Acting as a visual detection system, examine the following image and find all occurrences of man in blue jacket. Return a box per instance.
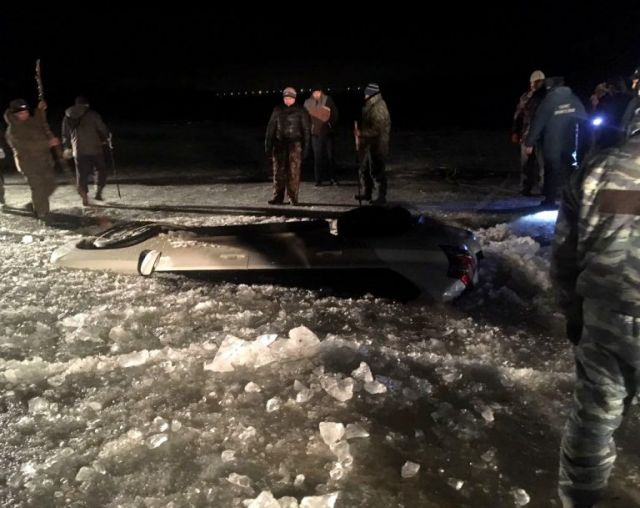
[525,77,587,206]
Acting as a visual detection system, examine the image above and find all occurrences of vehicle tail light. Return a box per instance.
[440,245,476,286]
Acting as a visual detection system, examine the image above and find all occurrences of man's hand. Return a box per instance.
[37,100,48,111]
[524,145,534,156]
[48,137,60,148]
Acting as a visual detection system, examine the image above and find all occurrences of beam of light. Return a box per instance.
[592,116,603,127]
[521,210,559,223]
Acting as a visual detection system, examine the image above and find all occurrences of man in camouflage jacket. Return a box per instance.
[355,83,390,205]
[4,99,59,219]
[265,87,311,205]
[551,112,640,507]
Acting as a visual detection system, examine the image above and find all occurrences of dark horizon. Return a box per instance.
[1,5,639,127]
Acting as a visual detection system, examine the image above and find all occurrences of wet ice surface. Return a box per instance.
[1,176,640,507]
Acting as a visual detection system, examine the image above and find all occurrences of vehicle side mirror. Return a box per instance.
[138,250,161,276]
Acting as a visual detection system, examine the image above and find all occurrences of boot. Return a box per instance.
[79,190,89,206]
[94,186,105,201]
[354,193,372,202]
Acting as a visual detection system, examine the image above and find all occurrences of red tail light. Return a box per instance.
[440,245,476,286]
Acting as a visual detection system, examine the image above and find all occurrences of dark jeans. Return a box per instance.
[311,135,335,184]
[75,154,107,194]
[358,144,387,199]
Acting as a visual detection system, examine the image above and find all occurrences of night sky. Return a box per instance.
[1,4,639,127]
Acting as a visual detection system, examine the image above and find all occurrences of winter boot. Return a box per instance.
[94,186,105,201]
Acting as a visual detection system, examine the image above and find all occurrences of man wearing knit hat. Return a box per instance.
[512,70,547,196]
[264,87,311,205]
[354,82,390,204]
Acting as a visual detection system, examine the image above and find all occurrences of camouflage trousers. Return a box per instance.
[358,143,387,200]
[21,159,57,219]
[272,141,302,204]
[559,298,640,506]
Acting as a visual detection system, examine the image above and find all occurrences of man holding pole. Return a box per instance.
[62,96,112,204]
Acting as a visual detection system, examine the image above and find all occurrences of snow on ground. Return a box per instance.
[1,171,639,508]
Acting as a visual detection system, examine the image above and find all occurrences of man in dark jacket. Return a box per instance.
[304,84,339,186]
[512,70,546,196]
[265,87,311,205]
[593,77,635,150]
[551,106,640,508]
[525,77,587,206]
[355,83,391,205]
[61,96,111,205]
[4,99,59,219]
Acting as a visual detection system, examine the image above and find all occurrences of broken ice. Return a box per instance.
[401,461,420,478]
[319,422,345,446]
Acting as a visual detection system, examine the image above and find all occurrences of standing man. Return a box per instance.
[304,84,339,186]
[354,83,390,205]
[265,87,311,205]
[512,69,546,196]
[4,99,58,219]
[525,77,587,206]
[551,109,640,508]
[62,96,111,205]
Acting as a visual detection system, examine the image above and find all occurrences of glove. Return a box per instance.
[566,320,583,346]
[63,148,73,160]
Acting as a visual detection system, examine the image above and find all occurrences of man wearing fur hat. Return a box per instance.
[354,82,390,205]
[265,87,311,205]
[304,84,339,186]
[4,99,59,219]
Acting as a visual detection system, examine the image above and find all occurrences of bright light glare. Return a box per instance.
[592,116,603,126]
[522,210,559,223]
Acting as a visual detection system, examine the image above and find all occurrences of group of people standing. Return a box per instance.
[0,96,111,219]
[264,82,391,206]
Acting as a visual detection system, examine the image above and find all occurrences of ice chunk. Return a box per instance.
[152,416,169,432]
[294,474,305,487]
[206,327,320,372]
[329,441,352,466]
[266,397,282,413]
[293,380,306,391]
[364,380,387,394]
[345,423,369,440]
[228,472,251,488]
[21,235,33,244]
[278,496,299,508]
[351,362,374,383]
[512,488,530,506]
[171,420,182,432]
[512,487,531,505]
[296,389,313,403]
[61,313,89,329]
[74,466,94,483]
[321,376,354,402]
[118,350,150,368]
[300,492,339,508]
[401,461,420,478]
[146,433,168,449]
[221,450,236,463]
[319,422,345,446]
[238,426,257,442]
[245,382,262,393]
[329,462,345,481]
[447,478,464,490]
[244,490,280,508]
[481,448,496,463]
[481,408,495,423]
[28,397,50,414]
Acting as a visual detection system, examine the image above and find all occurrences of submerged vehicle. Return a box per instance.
[51,207,482,301]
